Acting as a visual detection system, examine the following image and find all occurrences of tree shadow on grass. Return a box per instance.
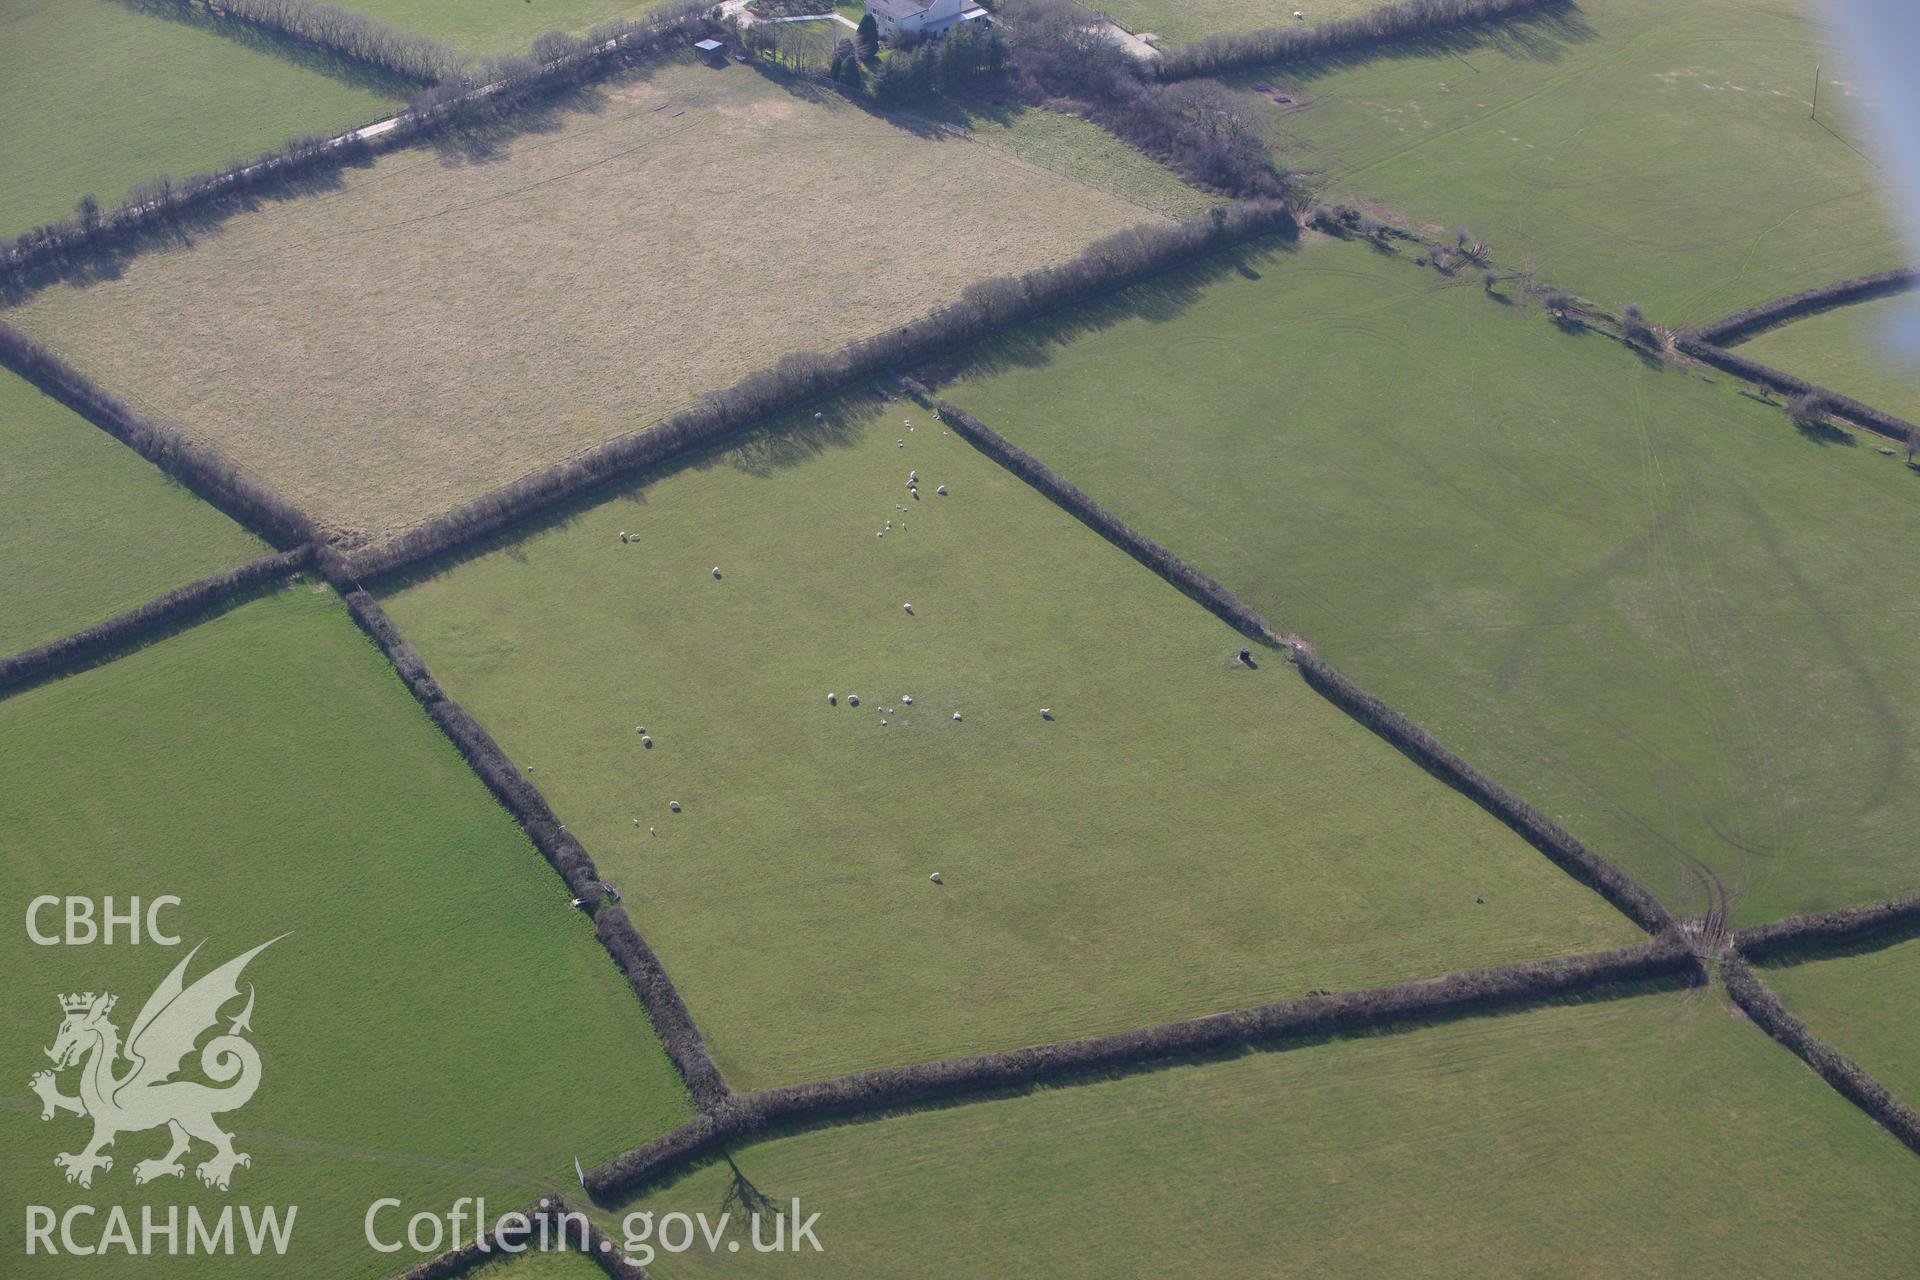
[1753,916,1920,971]
[112,0,424,99]
[1226,0,1600,92]
[367,227,1295,593]
[910,235,1297,388]
[371,394,877,593]
[423,78,611,167]
[0,157,370,304]
[1796,418,1858,447]
[589,968,1697,1210]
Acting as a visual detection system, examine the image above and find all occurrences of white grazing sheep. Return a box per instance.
[952,711,963,722]
[902,695,913,705]
[633,818,641,826]
[828,692,837,705]
[1293,8,1303,16]
[898,439,906,447]
[669,800,681,812]
[1041,708,1053,719]
[936,485,947,495]
[636,725,646,734]
[903,603,914,614]
[814,411,823,419]
[712,566,722,578]
[880,719,889,726]
[619,531,629,542]
[641,735,653,748]
[849,695,860,706]
[650,826,657,836]
[909,470,918,480]
[929,871,942,884]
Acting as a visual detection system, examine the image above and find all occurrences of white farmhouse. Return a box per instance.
[865,0,991,39]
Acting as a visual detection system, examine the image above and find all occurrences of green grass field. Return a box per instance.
[1733,293,1920,427]
[1103,0,1381,45]
[6,57,1163,545]
[378,392,1638,1090]
[469,1246,610,1277]
[0,370,267,656]
[936,235,1920,925]
[0,0,401,236]
[345,0,665,54]
[612,987,1920,1276]
[1766,932,1920,1107]
[916,99,1219,219]
[0,588,691,1277]
[1247,0,1903,322]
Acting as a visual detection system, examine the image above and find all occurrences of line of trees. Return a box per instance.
[1159,0,1563,80]
[153,0,465,84]
[1720,951,1920,1157]
[0,321,317,546]
[898,377,1278,641]
[1732,892,1920,963]
[0,548,309,695]
[1002,0,1288,199]
[1692,267,1920,346]
[341,200,1296,584]
[588,933,1695,1198]
[1291,646,1677,934]
[336,584,734,1111]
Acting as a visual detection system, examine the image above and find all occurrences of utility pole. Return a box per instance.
[1811,62,1820,120]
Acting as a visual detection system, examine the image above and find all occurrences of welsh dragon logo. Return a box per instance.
[29,937,284,1192]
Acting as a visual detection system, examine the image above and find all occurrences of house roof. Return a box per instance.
[868,0,933,18]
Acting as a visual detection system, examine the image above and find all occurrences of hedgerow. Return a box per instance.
[343,201,1295,583]
[0,322,315,546]
[338,586,732,1110]
[1291,647,1675,934]
[0,548,309,696]
[1719,951,1920,1156]
[898,378,1277,641]
[588,934,1693,1197]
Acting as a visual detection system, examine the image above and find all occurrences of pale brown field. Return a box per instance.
[8,58,1166,544]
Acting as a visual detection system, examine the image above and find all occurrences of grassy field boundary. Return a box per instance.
[399,1196,644,1280]
[334,583,734,1112]
[1,2,716,284]
[1695,268,1920,347]
[338,202,1296,583]
[896,376,1279,641]
[1672,332,1919,448]
[585,933,1695,1200]
[1734,893,1920,964]
[899,378,1675,936]
[1720,950,1920,1158]
[1158,0,1560,79]
[0,546,310,698]
[0,319,317,546]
